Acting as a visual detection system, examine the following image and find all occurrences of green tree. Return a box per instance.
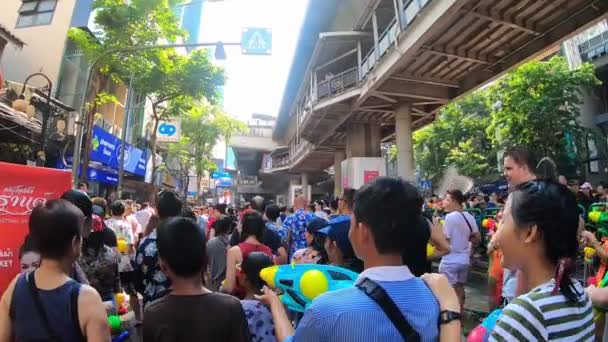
[181,101,246,198]
[408,92,495,183]
[135,49,225,187]
[69,0,186,183]
[165,136,195,198]
[486,56,601,173]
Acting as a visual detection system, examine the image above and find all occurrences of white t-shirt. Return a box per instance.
[441,211,479,266]
[105,217,135,272]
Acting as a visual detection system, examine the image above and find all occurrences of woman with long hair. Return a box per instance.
[223,211,273,298]
[429,180,594,341]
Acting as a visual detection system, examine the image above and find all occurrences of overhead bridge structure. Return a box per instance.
[271,0,608,197]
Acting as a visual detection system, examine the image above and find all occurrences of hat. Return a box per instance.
[317,215,354,258]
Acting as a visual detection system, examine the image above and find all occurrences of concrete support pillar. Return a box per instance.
[395,104,414,181]
[346,123,382,158]
[334,150,345,197]
[301,173,309,203]
[368,123,382,157]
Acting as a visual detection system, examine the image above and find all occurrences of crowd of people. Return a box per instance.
[2,146,608,341]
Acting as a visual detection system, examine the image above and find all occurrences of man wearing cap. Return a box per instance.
[578,181,594,212]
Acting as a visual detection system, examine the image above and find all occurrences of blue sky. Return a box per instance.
[199,0,309,121]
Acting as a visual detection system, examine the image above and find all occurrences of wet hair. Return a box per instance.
[157,217,206,277]
[330,199,338,211]
[19,234,38,259]
[510,180,581,302]
[181,206,197,222]
[342,188,356,210]
[504,147,536,172]
[110,201,126,216]
[354,177,423,254]
[306,218,329,264]
[446,190,466,205]
[265,204,280,222]
[241,211,266,242]
[157,190,183,219]
[91,197,107,217]
[61,190,92,218]
[241,252,274,290]
[29,199,83,260]
[214,203,227,215]
[214,217,233,236]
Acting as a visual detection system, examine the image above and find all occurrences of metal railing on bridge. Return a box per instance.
[361,0,432,79]
[316,66,359,100]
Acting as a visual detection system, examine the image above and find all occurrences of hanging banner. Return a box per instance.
[0,163,72,293]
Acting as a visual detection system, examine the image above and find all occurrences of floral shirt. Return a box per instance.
[266,221,288,245]
[135,230,171,306]
[78,245,120,301]
[292,247,323,264]
[241,299,276,342]
[283,209,315,258]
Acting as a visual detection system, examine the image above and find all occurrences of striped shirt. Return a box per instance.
[490,278,594,342]
[285,266,439,342]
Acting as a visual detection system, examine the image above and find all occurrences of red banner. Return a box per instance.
[0,162,72,293]
[363,170,379,184]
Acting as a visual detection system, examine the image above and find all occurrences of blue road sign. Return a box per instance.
[241,28,272,55]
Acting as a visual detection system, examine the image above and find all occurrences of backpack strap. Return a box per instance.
[356,278,421,342]
[459,212,474,233]
[27,271,61,342]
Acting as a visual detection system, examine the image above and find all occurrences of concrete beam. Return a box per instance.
[389,74,460,88]
[422,46,493,65]
[371,93,398,103]
[457,1,608,98]
[467,10,540,36]
[377,79,453,101]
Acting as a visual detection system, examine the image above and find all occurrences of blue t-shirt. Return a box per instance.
[286,278,440,342]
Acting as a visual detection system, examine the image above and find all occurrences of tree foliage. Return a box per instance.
[411,92,495,183]
[137,49,226,186]
[69,0,188,183]
[486,56,601,164]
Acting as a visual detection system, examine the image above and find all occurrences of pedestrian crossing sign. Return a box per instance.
[241,28,272,55]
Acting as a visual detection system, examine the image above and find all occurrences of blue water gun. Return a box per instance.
[467,309,503,342]
[260,263,359,312]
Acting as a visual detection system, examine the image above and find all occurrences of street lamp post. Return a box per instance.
[71,41,240,188]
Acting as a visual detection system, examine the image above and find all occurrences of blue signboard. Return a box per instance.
[87,168,118,185]
[90,126,146,176]
[211,171,232,179]
[56,158,118,185]
[241,28,272,55]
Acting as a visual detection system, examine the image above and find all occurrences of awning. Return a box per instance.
[0,24,25,49]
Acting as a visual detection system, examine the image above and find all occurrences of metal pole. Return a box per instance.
[117,75,134,198]
[70,40,240,188]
